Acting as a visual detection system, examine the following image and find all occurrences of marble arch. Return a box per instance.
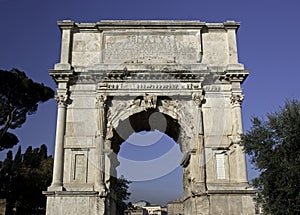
[44,20,256,215]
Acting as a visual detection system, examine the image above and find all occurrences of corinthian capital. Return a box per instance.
[230,94,244,105]
[55,94,68,107]
[96,95,107,108]
[192,93,204,107]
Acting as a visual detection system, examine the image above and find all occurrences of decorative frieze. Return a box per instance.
[72,71,207,84]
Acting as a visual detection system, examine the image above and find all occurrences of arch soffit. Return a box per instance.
[106,101,194,151]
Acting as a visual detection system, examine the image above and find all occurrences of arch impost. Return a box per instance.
[104,148,114,155]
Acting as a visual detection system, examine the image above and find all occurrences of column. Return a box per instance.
[191,92,206,193]
[230,93,244,140]
[230,93,248,183]
[95,95,107,192]
[49,86,68,190]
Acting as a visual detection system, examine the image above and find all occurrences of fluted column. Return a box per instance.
[191,92,206,193]
[49,87,68,190]
[230,93,248,183]
[95,95,107,192]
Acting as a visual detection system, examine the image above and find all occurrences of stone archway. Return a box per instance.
[106,107,185,214]
[44,20,256,215]
[106,96,197,209]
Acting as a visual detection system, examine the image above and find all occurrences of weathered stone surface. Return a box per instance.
[46,20,255,215]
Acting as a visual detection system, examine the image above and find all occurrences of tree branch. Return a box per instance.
[0,107,17,141]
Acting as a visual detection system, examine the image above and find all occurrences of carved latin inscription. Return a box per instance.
[103,32,200,63]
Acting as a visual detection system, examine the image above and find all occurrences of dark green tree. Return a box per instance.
[0,68,54,150]
[113,175,131,215]
[0,144,53,214]
[244,99,300,215]
[12,146,22,172]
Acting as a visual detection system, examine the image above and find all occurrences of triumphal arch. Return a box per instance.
[44,20,255,214]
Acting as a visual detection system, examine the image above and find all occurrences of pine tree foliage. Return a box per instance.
[0,144,53,214]
[0,68,54,150]
[244,100,300,215]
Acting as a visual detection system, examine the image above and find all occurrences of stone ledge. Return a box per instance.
[57,19,241,31]
[207,190,256,195]
[43,191,99,197]
[81,63,209,72]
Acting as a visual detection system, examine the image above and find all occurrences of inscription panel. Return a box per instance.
[103,31,201,64]
[104,82,202,91]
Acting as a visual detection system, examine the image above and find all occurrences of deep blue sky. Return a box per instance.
[1,0,300,205]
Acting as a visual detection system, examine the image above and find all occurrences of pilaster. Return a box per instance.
[225,70,249,184]
[94,94,107,193]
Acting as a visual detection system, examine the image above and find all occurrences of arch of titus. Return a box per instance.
[44,20,255,214]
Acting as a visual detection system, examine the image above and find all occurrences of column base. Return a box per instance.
[44,191,106,215]
[47,184,64,192]
[183,190,256,215]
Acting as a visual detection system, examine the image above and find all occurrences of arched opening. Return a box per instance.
[109,109,185,208]
[118,130,183,204]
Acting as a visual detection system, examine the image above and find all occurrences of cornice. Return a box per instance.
[223,20,240,30]
[219,70,249,84]
[57,20,75,31]
[69,70,209,84]
[96,20,206,30]
[56,20,240,32]
[49,69,74,83]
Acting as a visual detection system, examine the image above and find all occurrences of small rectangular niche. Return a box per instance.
[74,154,85,182]
[70,148,89,183]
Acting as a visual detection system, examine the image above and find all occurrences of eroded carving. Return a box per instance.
[230,94,244,105]
[143,94,157,109]
[192,92,205,107]
[104,33,198,63]
[55,94,68,107]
